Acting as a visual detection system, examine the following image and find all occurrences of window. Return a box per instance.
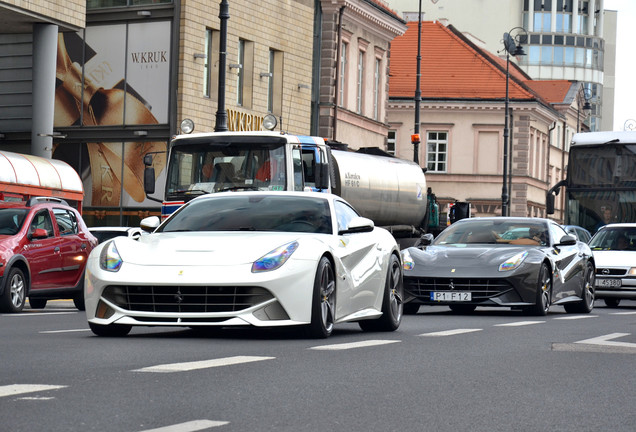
[237,39,245,106]
[373,57,381,121]
[53,209,78,236]
[267,49,283,115]
[29,210,54,238]
[87,0,172,8]
[334,200,360,233]
[426,132,448,173]
[204,29,220,100]
[339,42,348,107]
[356,50,364,115]
[387,130,396,156]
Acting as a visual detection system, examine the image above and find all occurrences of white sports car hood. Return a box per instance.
[592,250,636,268]
[111,232,307,266]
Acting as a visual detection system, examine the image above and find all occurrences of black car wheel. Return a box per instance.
[604,298,620,308]
[527,263,551,316]
[89,322,132,337]
[0,267,26,313]
[359,254,403,332]
[564,261,595,314]
[28,298,47,309]
[73,293,85,311]
[306,256,336,338]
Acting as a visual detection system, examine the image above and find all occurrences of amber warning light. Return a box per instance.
[411,134,421,143]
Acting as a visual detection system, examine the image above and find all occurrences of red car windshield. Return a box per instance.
[0,208,28,236]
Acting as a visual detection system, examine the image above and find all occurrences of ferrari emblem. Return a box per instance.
[451,269,456,273]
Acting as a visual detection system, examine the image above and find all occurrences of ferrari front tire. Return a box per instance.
[306,256,336,339]
[564,261,595,314]
[526,263,551,316]
[359,254,403,332]
[403,303,420,315]
[89,322,132,337]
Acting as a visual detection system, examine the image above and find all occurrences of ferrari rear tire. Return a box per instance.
[527,263,551,316]
[89,322,132,337]
[403,303,420,315]
[449,304,476,314]
[604,298,620,308]
[359,254,403,332]
[306,256,336,339]
[564,261,595,314]
[0,267,26,313]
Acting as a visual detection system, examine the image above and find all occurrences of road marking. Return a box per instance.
[137,420,229,432]
[133,356,274,373]
[552,333,636,354]
[2,312,77,317]
[40,328,91,334]
[575,333,636,348]
[494,320,546,327]
[0,384,67,398]
[610,311,636,315]
[553,315,598,320]
[310,339,400,351]
[418,328,482,337]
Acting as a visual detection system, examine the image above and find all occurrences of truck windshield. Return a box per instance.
[165,142,287,199]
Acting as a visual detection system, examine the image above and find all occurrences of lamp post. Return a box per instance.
[412,0,423,165]
[501,28,526,217]
[577,87,592,132]
[214,0,229,132]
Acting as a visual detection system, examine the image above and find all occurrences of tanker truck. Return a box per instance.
[143,131,428,245]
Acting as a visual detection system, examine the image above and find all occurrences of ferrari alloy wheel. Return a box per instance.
[527,263,551,316]
[0,267,26,313]
[307,256,336,338]
[360,254,403,332]
[89,322,132,337]
[564,261,595,314]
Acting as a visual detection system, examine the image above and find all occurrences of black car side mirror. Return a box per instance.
[556,235,577,246]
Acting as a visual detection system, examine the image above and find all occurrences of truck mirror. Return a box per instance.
[315,163,330,190]
[144,166,156,195]
[546,193,555,215]
[144,154,153,166]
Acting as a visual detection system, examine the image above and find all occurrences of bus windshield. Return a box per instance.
[165,142,287,200]
[565,143,636,234]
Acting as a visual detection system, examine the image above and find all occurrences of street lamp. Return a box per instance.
[577,87,592,132]
[501,27,527,217]
[412,0,423,165]
[214,0,229,132]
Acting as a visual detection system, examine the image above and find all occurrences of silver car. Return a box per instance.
[589,223,636,307]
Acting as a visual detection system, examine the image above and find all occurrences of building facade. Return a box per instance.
[387,0,616,133]
[388,21,583,222]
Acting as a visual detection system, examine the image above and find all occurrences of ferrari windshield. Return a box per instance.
[589,226,636,251]
[166,141,287,198]
[158,195,333,234]
[434,219,549,246]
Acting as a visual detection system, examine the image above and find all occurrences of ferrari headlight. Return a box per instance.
[498,251,528,272]
[252,241,299,273]
[401,249,415,271]
[99,241,123,272]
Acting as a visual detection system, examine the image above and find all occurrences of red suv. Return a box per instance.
[0,197,97,312]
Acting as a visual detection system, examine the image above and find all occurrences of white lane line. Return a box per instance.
[2,312,77,317]
[40,329,91,334]
[494,320,546,327]
[309,339,400,351]
[0,384,67,398]
[138,420,229,432]
[575,333,636,348]
[418,328,482,337]
[553,315,599,320]
[610,311,636,315]
[133,356,274,373]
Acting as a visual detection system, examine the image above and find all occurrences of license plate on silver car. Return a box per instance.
[431,292,472,301]
[595,279,622,288]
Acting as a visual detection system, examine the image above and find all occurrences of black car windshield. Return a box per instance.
[434,220,549,246]
[0,208,27,235]
[589,227,636,251]
[158,195,333,234]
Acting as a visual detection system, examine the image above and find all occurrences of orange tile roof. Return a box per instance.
[524,80,576,104]
[389,21,540,102]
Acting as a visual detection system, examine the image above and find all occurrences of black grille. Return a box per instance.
[404,277,514,301]
[596,268,627,277]
[102,285,273,313]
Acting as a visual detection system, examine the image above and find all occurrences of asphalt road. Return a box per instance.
[2,300,636,432]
